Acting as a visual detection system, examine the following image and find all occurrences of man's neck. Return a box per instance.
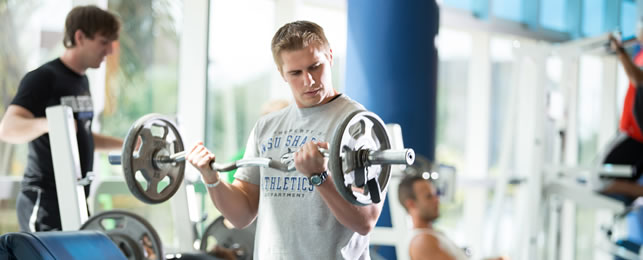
[319,89,340,106]
[412,216,433,230]
[60,49,87,75]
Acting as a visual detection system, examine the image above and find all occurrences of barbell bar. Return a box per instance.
[110,148,414,173]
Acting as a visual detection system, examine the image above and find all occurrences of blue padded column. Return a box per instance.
[345,0,439,162]
[346,4,440,259]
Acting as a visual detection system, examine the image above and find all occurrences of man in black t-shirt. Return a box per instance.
[0,5,123,231]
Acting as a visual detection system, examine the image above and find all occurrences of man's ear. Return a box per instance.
[74,29,86,46]
[328,48,333,66]
[404,199,415,211]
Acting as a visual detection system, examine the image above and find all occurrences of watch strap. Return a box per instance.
[310,170,328,186]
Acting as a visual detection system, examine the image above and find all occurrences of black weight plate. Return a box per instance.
[122,114,185,204]
[200,216,255,260]
[81,210,164,260]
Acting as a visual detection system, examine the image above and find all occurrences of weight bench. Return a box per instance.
[0,231,126,260]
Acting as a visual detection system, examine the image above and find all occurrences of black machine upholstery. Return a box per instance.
[0,230,126,260]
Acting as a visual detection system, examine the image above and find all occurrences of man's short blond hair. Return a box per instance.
[271,21,331,72]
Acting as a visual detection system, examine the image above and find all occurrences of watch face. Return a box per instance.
[310,176,321,185]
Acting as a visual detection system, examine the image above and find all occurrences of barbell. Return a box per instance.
[109,110,415,206]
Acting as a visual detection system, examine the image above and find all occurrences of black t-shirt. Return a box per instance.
[11,58,95,192]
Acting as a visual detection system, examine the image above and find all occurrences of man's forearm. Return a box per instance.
[0,116,48,144]
[92,133,123,151]
[316,176,383,235]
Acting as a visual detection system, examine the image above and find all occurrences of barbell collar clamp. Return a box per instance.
[367,149,415,166]
[108,153,122,165]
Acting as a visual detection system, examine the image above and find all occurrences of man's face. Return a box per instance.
[78,32,116,69]
[279,44,335,108]
[411,180,440,222]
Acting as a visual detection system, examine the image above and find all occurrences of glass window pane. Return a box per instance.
[582,0,605,37]
[436,29,471,173]
[620,0,637,39]
[206,0,276,164]
[101,1,182,140]
[492,0,523,22]
[540,0,567,32]
[489,37,514,171]
[577,55,602,164]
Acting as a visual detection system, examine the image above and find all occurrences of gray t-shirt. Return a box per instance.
[235,94,371,260]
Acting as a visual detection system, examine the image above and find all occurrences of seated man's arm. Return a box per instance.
[0,105,48,144]
[410,233,456,260]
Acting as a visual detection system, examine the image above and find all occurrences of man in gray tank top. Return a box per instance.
[398,174,508,260]
[186,21,384,259]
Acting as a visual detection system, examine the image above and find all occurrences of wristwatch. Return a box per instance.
[309,171,328,186]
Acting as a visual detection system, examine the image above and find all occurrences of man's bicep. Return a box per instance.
[364,198,385,222]
[410,234,455,260]
[1,105,35,131]
[5,105,35,119]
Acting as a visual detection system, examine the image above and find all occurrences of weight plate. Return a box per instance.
[122,114,185,204]
[200,216,254,260]
[329,110,392,206]
[80,210,164,260]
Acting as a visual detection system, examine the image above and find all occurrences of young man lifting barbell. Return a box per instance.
[186,21,382,259]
